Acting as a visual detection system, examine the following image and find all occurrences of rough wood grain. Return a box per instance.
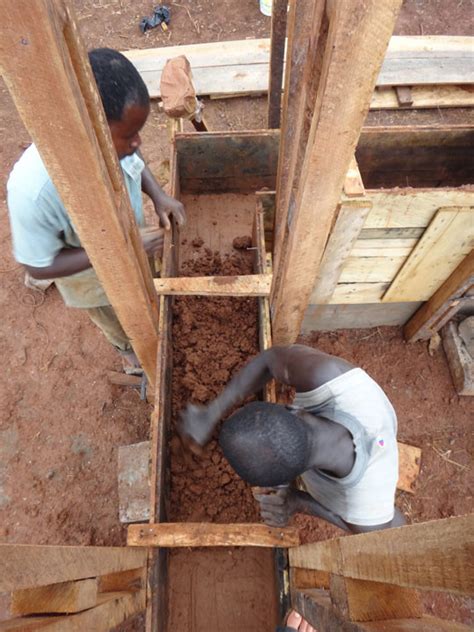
[127,523,300,548]
[154,274,272,296]
[404,250,474,342]
[0,0,159,384]
[268,0,288,128]
[397,442,421,494]
[289,515,474,595]
[383,207,474,302]
[293,589,472,632]
[272,0,403,344]
[121,36,474,99]
[371,85,474,110]
[339,256,406,284]
[0,544,146,592]
[329,575,423,622]
[11,579,98,616]
[118,441,150,524]
[311,202,372,304]
[302,302,422,332]
[1,591,145,632]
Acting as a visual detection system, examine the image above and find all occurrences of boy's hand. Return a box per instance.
[140,227,165,257]
[178,403,216,450]
[153,194,186,230]
[252,486,298,527]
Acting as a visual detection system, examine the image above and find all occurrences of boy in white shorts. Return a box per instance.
[180,344,405,533]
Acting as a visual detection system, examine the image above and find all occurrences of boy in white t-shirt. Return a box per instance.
[180,344,405,533]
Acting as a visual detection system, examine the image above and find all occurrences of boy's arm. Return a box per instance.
[139,155,186,229]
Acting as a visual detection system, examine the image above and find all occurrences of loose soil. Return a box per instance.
[0,0,473,629]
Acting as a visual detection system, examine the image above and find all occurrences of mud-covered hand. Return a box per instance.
[153,193,186,230]
[252,486,298,527]
[139,226,165,257]
[178,403,218,451]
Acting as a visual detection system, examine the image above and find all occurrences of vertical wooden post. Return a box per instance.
[0,0,159,383]
[267,0,288,129]
[271,0,403,344]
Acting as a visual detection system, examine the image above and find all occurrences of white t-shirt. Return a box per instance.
[7,144,145,308]
[294,368,399,526]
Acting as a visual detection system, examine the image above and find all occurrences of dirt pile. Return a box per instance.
[168,250,260,523]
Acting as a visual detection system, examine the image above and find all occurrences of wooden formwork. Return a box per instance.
[141,129,293,631]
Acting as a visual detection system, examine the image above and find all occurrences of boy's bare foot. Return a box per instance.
[285,610,317,632]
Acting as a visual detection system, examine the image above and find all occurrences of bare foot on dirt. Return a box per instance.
[284,610,317,632]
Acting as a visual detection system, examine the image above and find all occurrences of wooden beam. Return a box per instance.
[0,0,159,384]
[0,544,146,592]
[121,37,474,100]
[267,0,288,128]
[127,523,300,548]
[272,0,403,344]
[383,207,474,302]
[289,514,474,595]
[397,442,421,494]
[329,575,423,622]
[377,35,474,86]
[293,589,472,632]
[404,250,474,342]
[343,158,366,198]
[0,591,145,632]
[11,579,98,616]
[371,85,474,110]
[153,273,272,296]
[311,202,373,305]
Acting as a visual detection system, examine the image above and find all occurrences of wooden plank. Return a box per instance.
[377,36,474,86]
[268,0,288,128]
[11,579,98,616]
[371,85,474,110]
[329,575,423,622]
[404,250,474,342]
[311,202,372,304]
[154,273,272,296]
[363,190,474,230]
[0,591,145,632]
[397,442,421,494]
[442,321,474,396]
[344,158,366,198]
[291,568,330,590]
[351,239,417,258]
[121,37,474,100]
[0,544,146,592]
[395,86,413,107]
[271,0,403,345]
[329,283,391,304]
[175,131,280,194]
[383,207,474,302]
[0,0,159,384]
[272,0,327,287]
[118,441,150,524]
[289,515,474,595]
[357,127,474,189]
[293,589,472,632]
[302,302,422,332]
[98,567,145,593]
[340,256,406,284]
[127,523,300,548]
[360,228,425,240]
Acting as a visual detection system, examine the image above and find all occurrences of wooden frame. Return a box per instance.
[0,544,147,630]
[0,0,159,383]
[289,514,474,630]
[271,0,403,345]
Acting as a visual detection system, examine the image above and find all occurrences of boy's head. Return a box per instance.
[88,48,150,159]
[219,401,311,487]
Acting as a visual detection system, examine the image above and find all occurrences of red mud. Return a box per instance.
[169,251,260,523]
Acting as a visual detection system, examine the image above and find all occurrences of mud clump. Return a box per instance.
[169,250,260,523]
[232,235,252,250]
[191,237,204,248]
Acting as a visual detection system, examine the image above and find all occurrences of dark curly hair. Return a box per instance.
[88,48,149,121]
[219,401,310,487]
